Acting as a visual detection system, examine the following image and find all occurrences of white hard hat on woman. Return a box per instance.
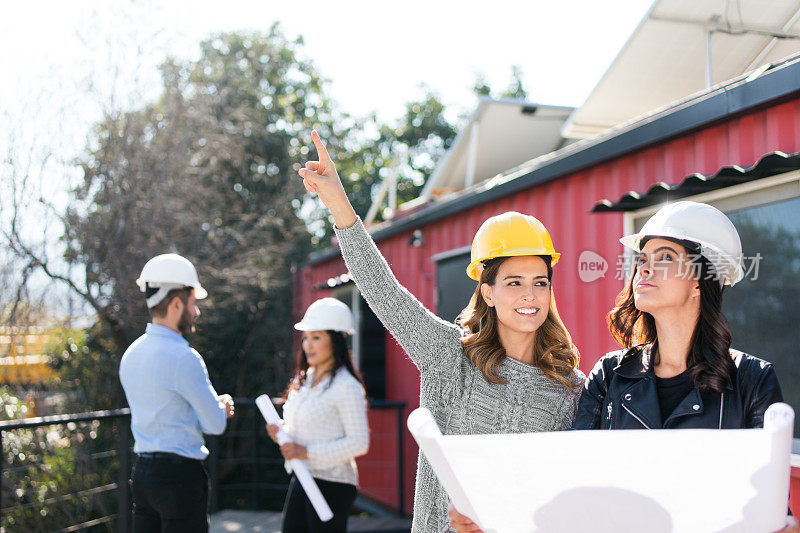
[619,201,744,286]
[294,297,355,335]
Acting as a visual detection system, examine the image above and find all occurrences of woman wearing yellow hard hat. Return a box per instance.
[297,131,584,533]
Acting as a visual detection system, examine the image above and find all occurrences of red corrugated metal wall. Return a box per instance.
[298,96,800,516]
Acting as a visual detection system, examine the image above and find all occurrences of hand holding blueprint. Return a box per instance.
[408,403,794,533]
[255,394,333,522]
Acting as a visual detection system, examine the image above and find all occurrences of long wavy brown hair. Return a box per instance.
[457,256,579,389]
[607,237,735,392]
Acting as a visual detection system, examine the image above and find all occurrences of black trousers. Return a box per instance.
[282,474,358,533]
[131,454,210,533]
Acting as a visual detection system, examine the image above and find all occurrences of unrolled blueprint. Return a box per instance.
[408,403,794,533]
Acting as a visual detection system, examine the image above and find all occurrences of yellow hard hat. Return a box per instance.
[466,211,560,280]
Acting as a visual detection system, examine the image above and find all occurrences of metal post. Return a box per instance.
[117,419,131,533]
[706,29,714,89]
[396,406,405,515]
[1,430,4,521]
[252,406,259,510]
[207,435,219,513]
[464,122,480,188]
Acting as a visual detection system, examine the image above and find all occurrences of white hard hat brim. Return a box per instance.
[135,278,208,299]
[294,321,355,335]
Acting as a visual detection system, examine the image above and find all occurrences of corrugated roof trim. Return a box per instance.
[592,151,800,212]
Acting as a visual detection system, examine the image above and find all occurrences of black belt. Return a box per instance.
[137,452,199,462]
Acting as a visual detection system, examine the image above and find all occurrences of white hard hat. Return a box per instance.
[294,298,355,335]
[136,253,208,308]
[619,201,744,286]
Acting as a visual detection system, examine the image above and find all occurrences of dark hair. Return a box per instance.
[284,330,365,397]
[457,255,579,389]
[607,238,735,392]
[147,286,193,318]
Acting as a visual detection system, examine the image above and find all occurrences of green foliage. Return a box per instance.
[0,386,30,421]
[472,66,529,100]
[0,387,120,531]
[336,88,457,224]
[62,25,471,401]
[66,25,347,400]
[47,325,124,411]
[501,65,528,99]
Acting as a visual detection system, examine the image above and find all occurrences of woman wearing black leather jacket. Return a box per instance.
[572,201,785,430]
[570,201,797,532]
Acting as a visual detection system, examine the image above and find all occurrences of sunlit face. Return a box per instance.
[176,291,200,336]
[302,330,334,369]
[480,256,551,334]
[633,238,700,314]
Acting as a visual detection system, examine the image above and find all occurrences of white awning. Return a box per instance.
[420,98,573,199]
[562,0,800,139]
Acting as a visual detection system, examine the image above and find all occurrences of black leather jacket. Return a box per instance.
[572,345,784,430]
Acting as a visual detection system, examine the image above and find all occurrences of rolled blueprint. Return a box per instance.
[256,394,334,522]
[407,407,483,529]
[761,402,795,529]
[407,408,482,527]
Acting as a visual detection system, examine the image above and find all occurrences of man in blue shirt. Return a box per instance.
[120,253,234,532]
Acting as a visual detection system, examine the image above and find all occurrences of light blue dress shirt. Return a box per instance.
[119,323,227,459]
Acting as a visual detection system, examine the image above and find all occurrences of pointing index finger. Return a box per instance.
[311,129,332,164]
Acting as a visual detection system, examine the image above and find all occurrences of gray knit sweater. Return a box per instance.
[335,218,585,533]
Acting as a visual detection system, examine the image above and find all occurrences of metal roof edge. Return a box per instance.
[305,56,800,268]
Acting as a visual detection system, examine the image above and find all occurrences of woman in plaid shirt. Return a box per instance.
[267,298,370,532]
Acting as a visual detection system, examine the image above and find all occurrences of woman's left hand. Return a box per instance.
[448,504,483,532]
[280,442,308,461]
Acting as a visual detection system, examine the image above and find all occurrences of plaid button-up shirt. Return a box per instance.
[282,367,369,486]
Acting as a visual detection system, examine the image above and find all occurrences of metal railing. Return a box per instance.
[0,399,406,531]
[0,409,132,532]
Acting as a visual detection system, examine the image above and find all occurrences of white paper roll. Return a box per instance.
[256,394,334,522]
[762,402,794,532]
[407,408,483,528]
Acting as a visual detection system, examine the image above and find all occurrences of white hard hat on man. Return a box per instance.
[136,253,208,308]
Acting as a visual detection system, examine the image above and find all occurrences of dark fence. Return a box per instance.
[0,409,132,532]
[0,399,406,531]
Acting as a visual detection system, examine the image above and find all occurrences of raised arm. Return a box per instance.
[298,131,462,372]
[298,130,358,230]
